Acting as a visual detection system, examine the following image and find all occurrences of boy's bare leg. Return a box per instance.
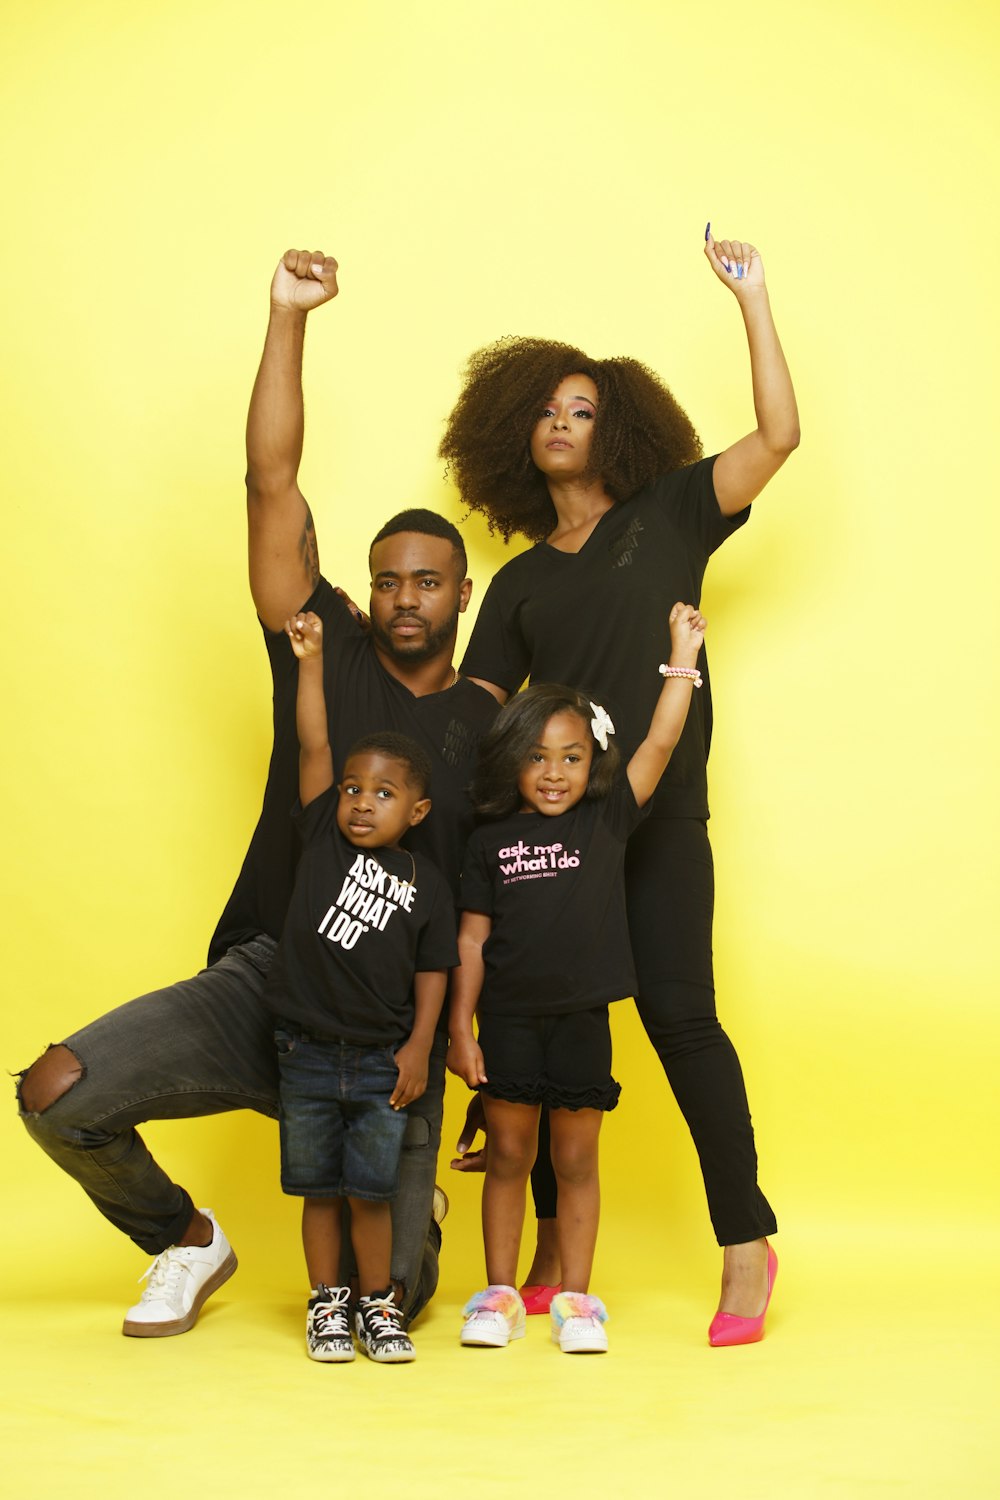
[347,1198,393,1296]
[302,1197,344,1288]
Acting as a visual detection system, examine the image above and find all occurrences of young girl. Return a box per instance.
[448,601,706,1354]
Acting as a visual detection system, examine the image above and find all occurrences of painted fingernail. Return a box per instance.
[737,264,744,279]
[705,221,711,241]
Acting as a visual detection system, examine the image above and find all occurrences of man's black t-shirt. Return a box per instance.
[209,577,498,963]
[459,780,648,1017]
[263,785,458,1046]
[460,457,748,821]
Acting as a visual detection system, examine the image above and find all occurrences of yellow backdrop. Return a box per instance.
[3,1,998,1494]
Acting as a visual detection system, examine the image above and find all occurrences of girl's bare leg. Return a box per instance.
[548,1107,603,1292]
[481,1098,540,1286]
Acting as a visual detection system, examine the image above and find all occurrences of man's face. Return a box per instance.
[368,532,471,666]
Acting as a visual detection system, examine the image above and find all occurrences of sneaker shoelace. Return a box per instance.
[363,1295,409,1347]
[312,1288,351,1336]
[136,1246,190,1304]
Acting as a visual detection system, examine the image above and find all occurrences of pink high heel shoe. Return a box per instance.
[518,1282,562,1315]
[708,1243,778,1347]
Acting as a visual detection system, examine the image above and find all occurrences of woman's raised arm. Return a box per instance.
[704,232,800,517]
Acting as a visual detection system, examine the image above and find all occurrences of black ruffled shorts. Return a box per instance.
[477,1005,620,1113]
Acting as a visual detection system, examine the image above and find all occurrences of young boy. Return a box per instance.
[265,610,458,1363]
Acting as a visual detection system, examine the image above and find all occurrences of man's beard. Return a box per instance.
[370,605,460,666]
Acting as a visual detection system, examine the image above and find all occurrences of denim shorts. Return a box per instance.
[477,1006,621,1113]
[275,1026,408,1200]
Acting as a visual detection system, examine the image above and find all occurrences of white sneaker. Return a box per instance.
[550,1291,609,1354]
[122,1209,238,1338]
[460,1285,526,1347]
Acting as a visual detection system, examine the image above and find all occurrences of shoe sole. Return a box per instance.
[358,1345,415,1363]
[122,1249,238,1338]
[552,1323,608,1354]
[308,1344,356,1363]
[461,1322,526,1348]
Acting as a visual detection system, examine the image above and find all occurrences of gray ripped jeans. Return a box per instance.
[17,937,444,1322]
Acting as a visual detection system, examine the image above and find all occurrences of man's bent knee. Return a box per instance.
[17,1045,84,1116]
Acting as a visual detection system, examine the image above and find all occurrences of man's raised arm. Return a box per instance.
[246,248,339,632]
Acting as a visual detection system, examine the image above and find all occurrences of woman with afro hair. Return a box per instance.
[442,231,799,1345]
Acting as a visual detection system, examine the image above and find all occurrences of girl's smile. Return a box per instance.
[517,711,594,817]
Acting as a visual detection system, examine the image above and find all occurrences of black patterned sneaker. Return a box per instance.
[354,1289,416,1363]
[306,1284,355,1362]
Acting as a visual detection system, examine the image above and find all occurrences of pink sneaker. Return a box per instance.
[518,1282,562,1315]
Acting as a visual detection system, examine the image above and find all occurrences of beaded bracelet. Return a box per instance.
[658,664,703,688]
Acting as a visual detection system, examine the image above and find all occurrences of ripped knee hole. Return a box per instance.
[17,1044,84,1114]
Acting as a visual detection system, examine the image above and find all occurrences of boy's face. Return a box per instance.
[336,752,431,850]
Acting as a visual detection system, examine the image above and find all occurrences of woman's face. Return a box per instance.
[530,373,598,481]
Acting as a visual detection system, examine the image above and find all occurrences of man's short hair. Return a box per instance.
[343,731,433,796]
[368,508,468,579]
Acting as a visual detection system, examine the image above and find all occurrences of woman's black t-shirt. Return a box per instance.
[460,457,749,821]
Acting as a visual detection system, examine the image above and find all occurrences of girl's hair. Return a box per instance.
[471,684,620,819]
[440,336,702,543]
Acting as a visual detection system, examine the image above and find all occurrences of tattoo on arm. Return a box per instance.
[299,507,320,587]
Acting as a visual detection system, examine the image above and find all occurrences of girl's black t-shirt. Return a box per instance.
[460,457,749,821]
[459,779,648,1016]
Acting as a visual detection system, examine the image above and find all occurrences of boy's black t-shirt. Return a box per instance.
[459,780,648,1017]
[264,784,459,1046]
[209,577,499,963]
[460,457,749,821]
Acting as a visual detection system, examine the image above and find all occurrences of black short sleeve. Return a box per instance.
[459,832,496,917]
[460,573,531,695]
[654,455,750,559]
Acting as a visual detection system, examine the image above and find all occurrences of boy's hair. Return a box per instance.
[439,336,702,543]
[471,683,620,820]
[343,732,433,797]
[368,508,468,579]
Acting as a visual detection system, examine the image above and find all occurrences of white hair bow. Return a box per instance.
[589,702,615,752]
